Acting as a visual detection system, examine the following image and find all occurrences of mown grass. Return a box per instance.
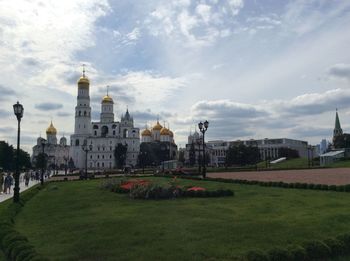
[13,177,350,260]
[330,159,350,168]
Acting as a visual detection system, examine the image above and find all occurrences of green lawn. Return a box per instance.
[330,159,350,168]
[13,178,350,260]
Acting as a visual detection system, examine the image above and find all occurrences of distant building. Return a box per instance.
[32,122,70,169]
[320,139,328,154]
[229,138,308,159]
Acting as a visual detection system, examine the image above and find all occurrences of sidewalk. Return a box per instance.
[0,175,40,203]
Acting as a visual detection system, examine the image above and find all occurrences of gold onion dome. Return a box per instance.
[102,95,113,103]
[169,129,174,137]
[77,76,90,87]
[141,128,152,136]
[152,121,163,131]
[46,121,57,135]
[160,127,170,136]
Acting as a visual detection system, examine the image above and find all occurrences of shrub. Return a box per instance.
[303,240,331,260]
[2,232,28,250]
[245,250,269,261]
[336,233,350,253]
[329,185,337,191]
[16,248,37,261]
[321,184,329,190]
[323,238,345,257]
[10,241,33,260]
[267,247,291,261]
[288,245,306,261]
[344,184,350,192]
[336,185,345,192]
[307,183,315,189]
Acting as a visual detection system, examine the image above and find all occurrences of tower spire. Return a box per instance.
[334,109,343,137]
[106,85,109,96]
[82,64,86,77]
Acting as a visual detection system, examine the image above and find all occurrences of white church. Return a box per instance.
[69,69,140,169]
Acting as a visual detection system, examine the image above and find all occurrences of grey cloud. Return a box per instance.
[57,111,71,117]
[22,57,39,67]
[0,84,16,101]
[289,126,331,138]
[0,109,11,118]
[64,71,82,85]
[278,89,350,116]
[0,127,15,133]
[35,103,63,111]
[328,63,350,80]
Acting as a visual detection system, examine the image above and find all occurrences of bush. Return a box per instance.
[329,185,337,191]
[336,185,345,192]
[337,233,350,253]
[10,241,33,260]
[2,232,28,250]
[307,183,315,189]
[288,245,306,261]
[15,247,37,261]
[323,238,345,257]
[267,247,291,261]
[303,240,331,260]
[245,250,269,261]
[344,184,350,192]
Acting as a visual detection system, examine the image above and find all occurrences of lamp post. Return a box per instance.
[40,139,47,185]
[198,120,209,178]
[13,101,24,203]
[81,140,92,179]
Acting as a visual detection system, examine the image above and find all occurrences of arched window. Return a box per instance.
[123,129,128,138]
[79,111,81,116]
[75,139,79,146]
[102,162,104,167]
[94,131,97,136]
[113,130,115,136]
[93,125,98,129]
[97,162,100,167]
[84,111,86,116]
[101,126,108,137]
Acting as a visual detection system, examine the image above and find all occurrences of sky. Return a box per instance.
[0,0,350,153]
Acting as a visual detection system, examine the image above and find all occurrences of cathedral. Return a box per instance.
[69,69,140,169]
[32,122,70,169]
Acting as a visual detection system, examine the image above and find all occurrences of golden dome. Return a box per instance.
[46,121,57,135]
[141,128,152,136]
[77,76,90,88]
[102,95,113,103]
[160,127,170,136]
[169,129,174,137]
[152,121,163,131]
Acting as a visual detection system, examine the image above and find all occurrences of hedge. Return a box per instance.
[155,173,350,194]
[0,185,48,261]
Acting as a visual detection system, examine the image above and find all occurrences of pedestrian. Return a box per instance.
[24,171,30,187]
[4,173,13,194]
[0,171,4,194]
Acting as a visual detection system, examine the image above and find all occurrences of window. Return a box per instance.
[102,155,104,159]
[98,155,100,159]
[84,111,86,116]
[102,162,104,167]
[93,125,98,129]
[79,111,81,116]
[110,155,112,159]
[113,130,115,136]
[101,126,108,137]
[75,139,79,146]
[94,131,97,136]
[90,155,92,159]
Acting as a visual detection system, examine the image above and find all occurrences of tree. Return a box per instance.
[278,147,299,159]
[35,153,48,170]
[226,144,260,166]
[114,143,128,168]
[68,157,75,170]
[189,142,196,166]
[0,141,31,171]
[178,150,185,164]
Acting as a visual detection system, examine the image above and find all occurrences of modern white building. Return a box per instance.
[70,70,140,170]
[32,122,70,169]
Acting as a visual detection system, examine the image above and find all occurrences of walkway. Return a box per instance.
[0,174,40,203]
[208,168,350,185]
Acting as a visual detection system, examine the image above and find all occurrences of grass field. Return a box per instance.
[330,159,350,168]
[10,177,350,260]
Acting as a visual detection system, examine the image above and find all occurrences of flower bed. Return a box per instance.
[101,178,234,200]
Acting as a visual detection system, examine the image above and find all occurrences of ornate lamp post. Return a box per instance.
[198,120,209,178]
[13,101,24,203]
[40,139,47,185]
[81,140,92,179]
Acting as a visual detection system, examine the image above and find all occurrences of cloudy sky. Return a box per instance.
[0,0,350,153]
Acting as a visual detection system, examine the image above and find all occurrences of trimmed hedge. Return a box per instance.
[0,185,47,261]
[155,173,350,194]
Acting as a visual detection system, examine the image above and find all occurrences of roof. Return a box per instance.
[335,110,342,130]
[320,150,344,157]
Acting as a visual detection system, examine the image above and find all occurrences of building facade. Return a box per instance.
[32,122,70,169]
[70,71,140,170]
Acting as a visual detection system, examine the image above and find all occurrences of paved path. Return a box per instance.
[208,168,350,185]
[0,175,40,203]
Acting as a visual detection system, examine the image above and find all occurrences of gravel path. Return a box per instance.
[208,168,350,185]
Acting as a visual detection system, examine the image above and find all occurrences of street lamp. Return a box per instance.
[81,140,92,179]
[198,120,209,178]
[40,139,47,185]
[13,101,23,203]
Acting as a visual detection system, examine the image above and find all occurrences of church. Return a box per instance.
[31,122,70,169]
[69,69,140,169]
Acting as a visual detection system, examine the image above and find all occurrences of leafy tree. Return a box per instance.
[178,150,185,164]
[114,143,128,168]
[35,153,48,170]
[278,147,299,159]
[0,141,14,171]
[226,144,260,166]
[189,142,196,166]
[14,149,31,170]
